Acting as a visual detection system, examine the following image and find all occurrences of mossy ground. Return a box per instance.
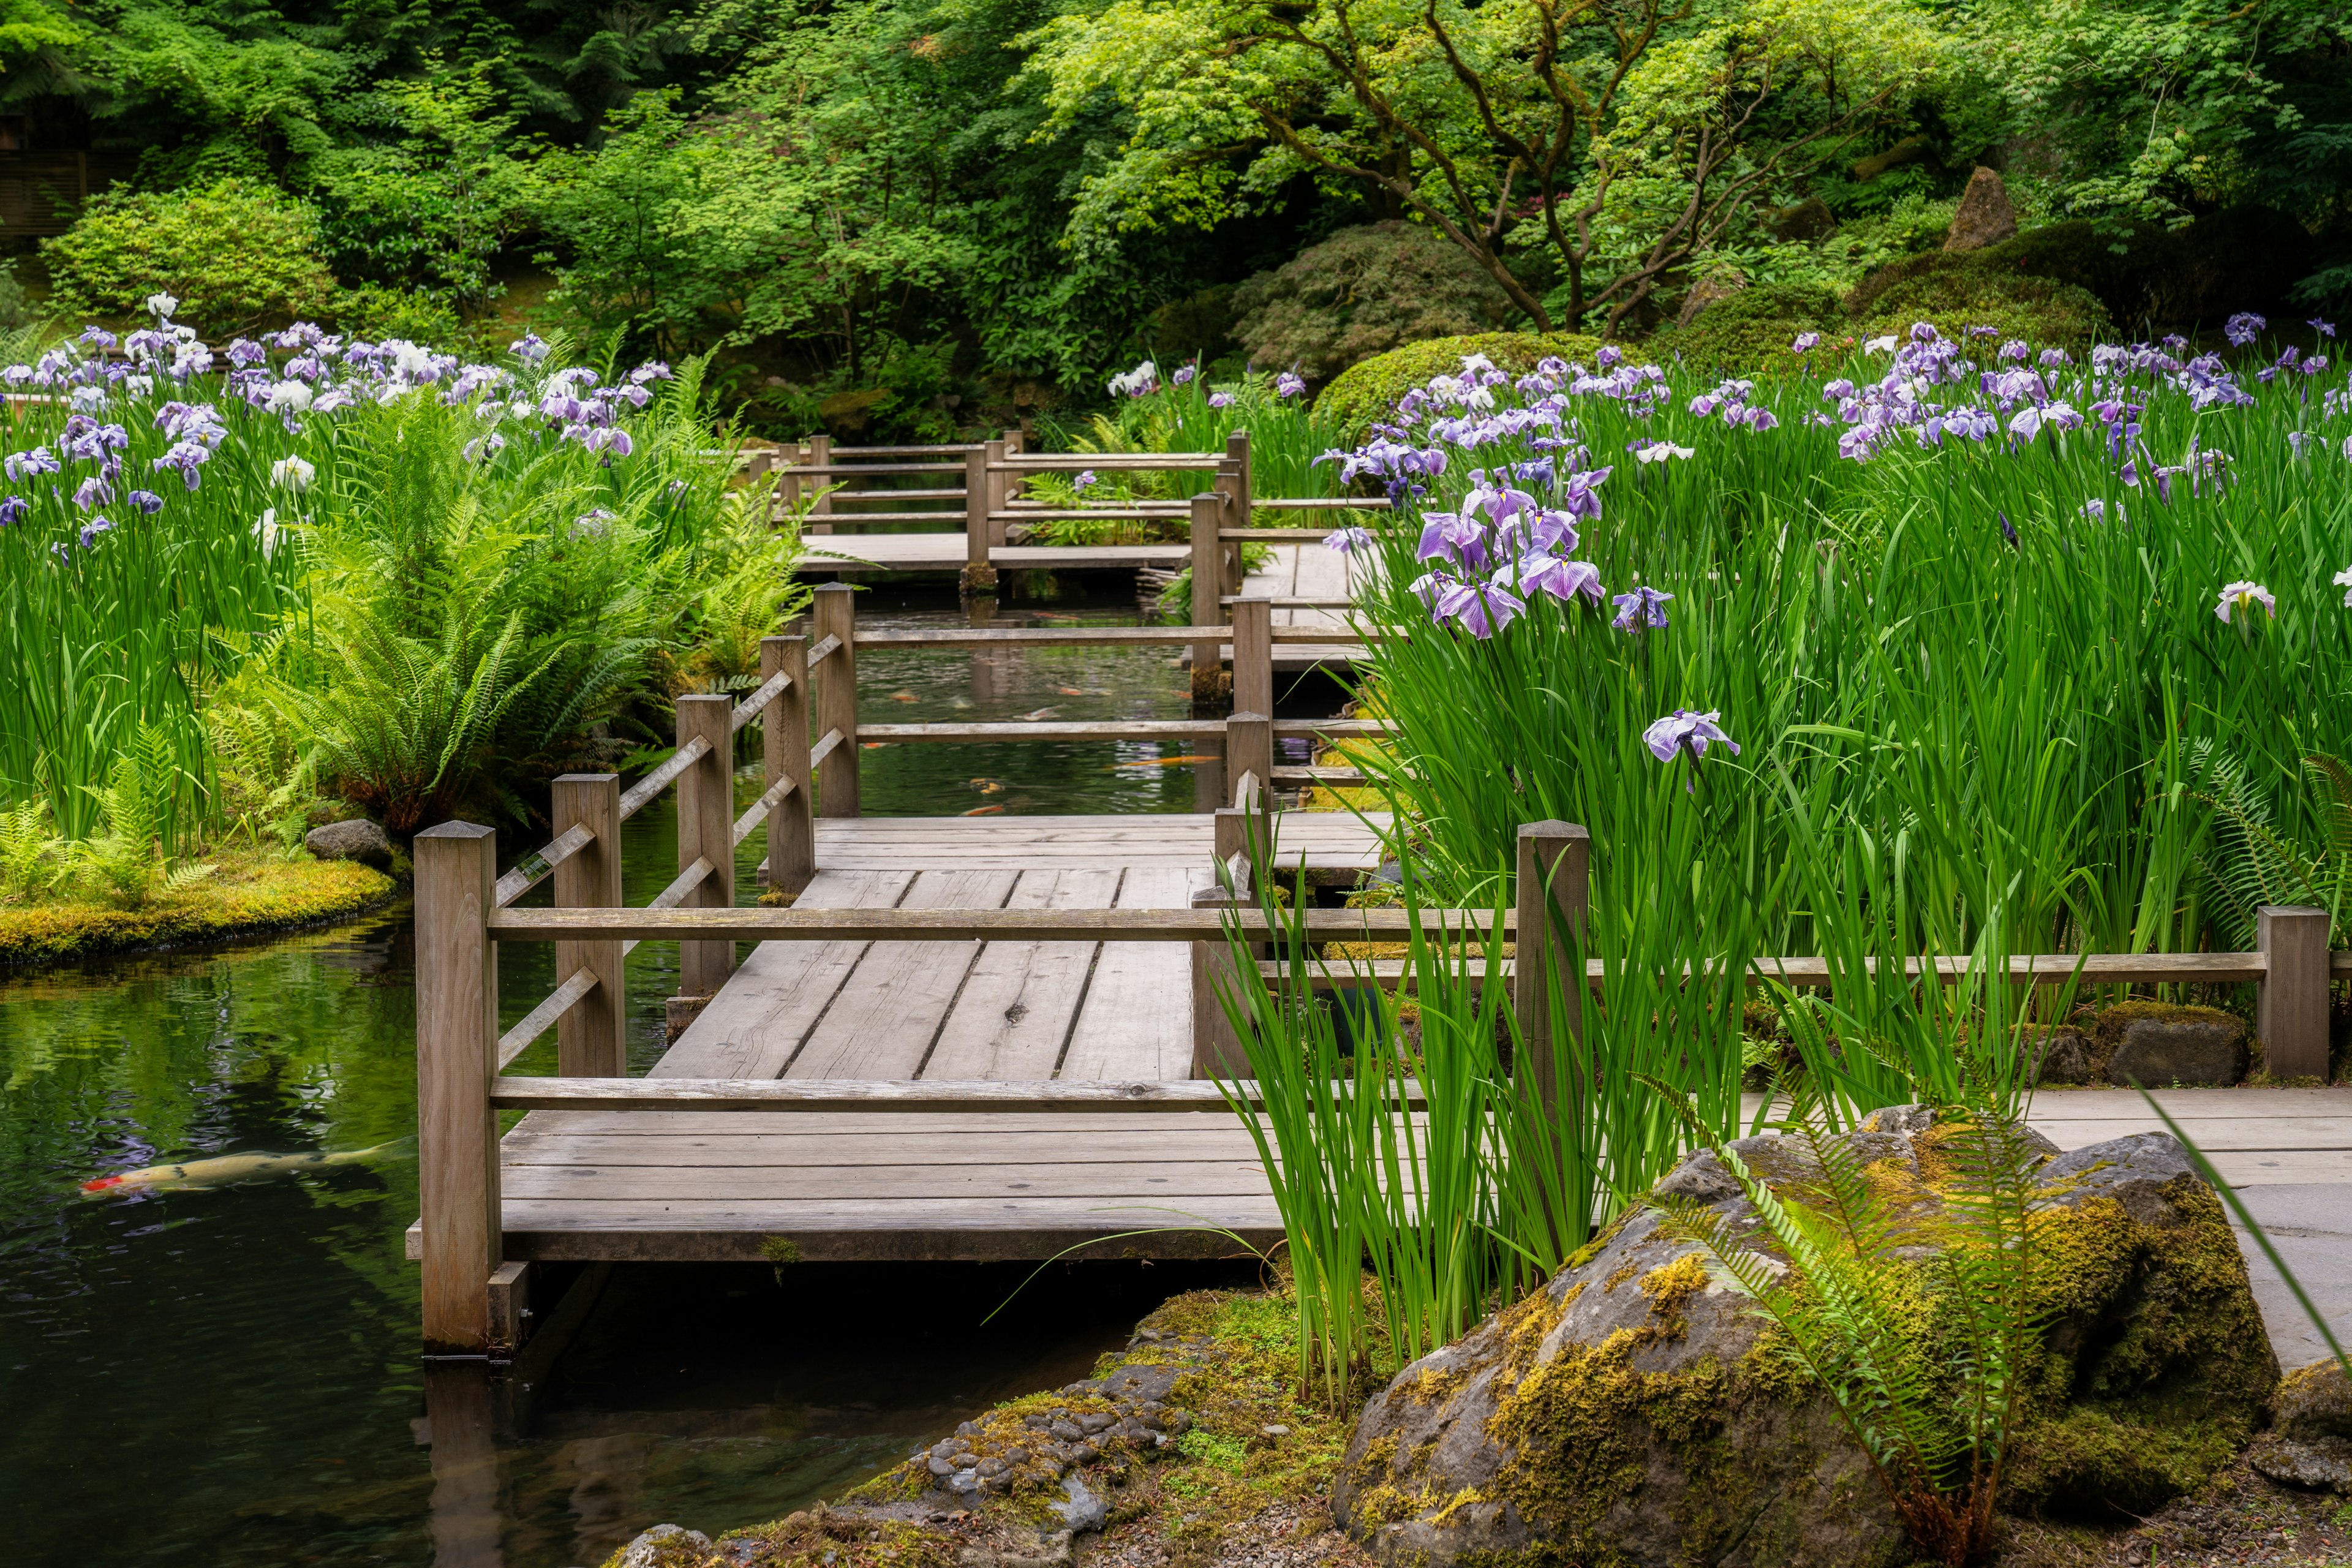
[1315,332,1608,435]
[0,846,396,965]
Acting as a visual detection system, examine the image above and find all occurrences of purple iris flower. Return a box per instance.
[1791,331,1821,353]
[1611,585,1673,631]
[71,475,111,511]
[127,489,164,514]
[1998,510,2018,548]
[1642,710,1739,791]
[1326,527,1376,554]
[1518,552,1602,605]
[78,514,113,549]
[2224,312,2266,347]
[2312,318,2337,339]
[1434,576,1521,638]
[1207,393,1233,409]
[4,446,60,481]
[1274,371,1306,399]
[0,495,25,525]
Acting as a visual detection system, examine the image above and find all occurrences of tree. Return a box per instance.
[1019,0,1947,333]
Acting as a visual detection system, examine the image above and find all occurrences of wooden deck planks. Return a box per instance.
[1057,865,1210,1082]
[783,869,1017,1080]
[920,868,1121,1081]
[654,869,915,1080]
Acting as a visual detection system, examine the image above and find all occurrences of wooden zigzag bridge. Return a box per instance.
[405,436,2352,1360]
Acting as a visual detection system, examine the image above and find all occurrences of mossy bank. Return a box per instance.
[0,850,398,966]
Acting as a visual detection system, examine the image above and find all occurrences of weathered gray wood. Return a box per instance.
[1189,492,1226,701]
[786,869,1019,1080]
[813,582,859,816]
[1190,884,1251,1079]
[502,1163,1277,1201]
[488,903,1503,943]
[616,734,710,821]
[492,821,593,910]
[497,967,598,1070]
[486,1259,530,1354]
[729,666,793,731]
[1218,529,1338,542]
[989,454,1223,472]
[762,635,815,895]
[552,774,625,1078]
[2258,905,2331,1079]
[655,869,917,1079]
[856,627,1234,647]
[1225,713,1273,808]
[674,695,737,997]
[414,821,501,1355]
[922,868,1120,1080]
[963,447,995,593]
[731,773,799,848]
[1233,599,1273,717]
[1061,866,1210,1080]
[805,432,832,530]
[859,720,1228,743]
[499,1126,1270,1166]
[489,1076,1250,1111]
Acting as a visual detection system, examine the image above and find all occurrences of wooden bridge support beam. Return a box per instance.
[763,635,815,896]
[963,444,997,595]
[676,693,737,1002]
[1188,493,1227,703]
[813,582,861,816]
[551,773,625,1079]
[415,821,500,1356]
[2258,905,2331,1080]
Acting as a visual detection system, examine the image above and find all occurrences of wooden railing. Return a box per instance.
[740,429,1387,599]
[412,796,2344,1354]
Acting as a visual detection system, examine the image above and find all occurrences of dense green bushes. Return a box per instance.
[1230,224,1512,382]
[42,181,339,334]
[1316,332,1605,432]
[1649,284,1845,372]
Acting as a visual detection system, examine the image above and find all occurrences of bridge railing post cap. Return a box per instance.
[1517,821,1589,842]
[417,820,497,841]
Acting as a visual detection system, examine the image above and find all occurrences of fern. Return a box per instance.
[1648,1098,2051,1566]
[0,800,60,899]
[2189,742,2351,946]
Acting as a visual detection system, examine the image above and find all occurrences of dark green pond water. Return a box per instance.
[0,584,1329,1567]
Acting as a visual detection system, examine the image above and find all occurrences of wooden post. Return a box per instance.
[1513,821,1591,1116]
[1232,598,1273,720]
[551,774,624,1079]
[813,582,860,818]
[1190,883,1252,1078]
[962,445,997,595]
[805,432,833,533]
[2258,905,2330,1080]
[486,1260,532,1355]
[763,635,815,896]
[985,437,1013,548]
[1223,428,1253,602]
[414,820,500,1356]
[1226,712,1273,809]
[422,1360,502,1567]
[1188,492,1226,703]
[674,694,737,1000]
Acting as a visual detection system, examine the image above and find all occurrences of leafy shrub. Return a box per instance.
[1231,222,1514,382]
[1853,266,2110,349]
[42,179,338,334]
[1315,331,1604,434]
[334,284,466,350]
[1649,282,1846,371]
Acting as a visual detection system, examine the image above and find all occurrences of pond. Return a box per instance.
[0,581,1339,1567]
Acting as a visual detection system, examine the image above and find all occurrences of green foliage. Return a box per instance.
[0,799,58,900]
[1654,1110,2052,1566]
[69,725,181,908]
[1852,267,2109,352]
[1652,282,1845,372]
[1229,222,1514,382]
[2189,747,2352,949]
[41,179,337,333]
[1315,333,1603,434]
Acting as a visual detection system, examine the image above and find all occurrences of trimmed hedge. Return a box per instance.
[0,853,396,966]
[1853,266,2110,350]
[1316,331,1604,434]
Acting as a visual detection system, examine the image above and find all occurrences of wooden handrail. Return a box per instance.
[778,462,964,476]
[492,821,595,910]
[496,967,600,1068]
[992,455,1223,472]
[858,626,1233,647]
[617,855,716,959]
[486,1076,1429,1113]
[617,735,711,821]
[732,774,797,848]
[991,508,1186,522]
[729,666,794,731]
[808,633,843,666]
[1256,496,1390,510]
[1220,528,1336,542]
[488,905,1510,943]
[857,720,1227,744]
[1263,951,2283,990]
[808,726,848,766]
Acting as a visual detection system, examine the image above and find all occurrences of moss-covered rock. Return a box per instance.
[1649,283,1847,374]
[0,850,397,966]
[2090,999,2248,1087]
[1315,332,1605,435]
[1333,1111,2278,1566]
[1850,264,2110,351]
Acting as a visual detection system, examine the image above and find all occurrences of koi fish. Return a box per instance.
[1017,707,1061,722]
[1108,755,1220,769]
[81,1138,413,1195]
[862,742,890,749]
[888,690,921,703]
[1056,687,1112,697]
[950,697,975,710]
[962,805,1007,816]
[970,778,1006,794]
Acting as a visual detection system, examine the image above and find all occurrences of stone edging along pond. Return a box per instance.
[0,851,398,967]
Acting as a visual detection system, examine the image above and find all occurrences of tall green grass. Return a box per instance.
[0,323,774,842]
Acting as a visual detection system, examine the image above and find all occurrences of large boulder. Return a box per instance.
[304,817,393,870]
[1943,167,2019,252]
[2253,1360,2352,1493]
[2095,1000,2248,1087]
[1333,1110,2278,1567]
